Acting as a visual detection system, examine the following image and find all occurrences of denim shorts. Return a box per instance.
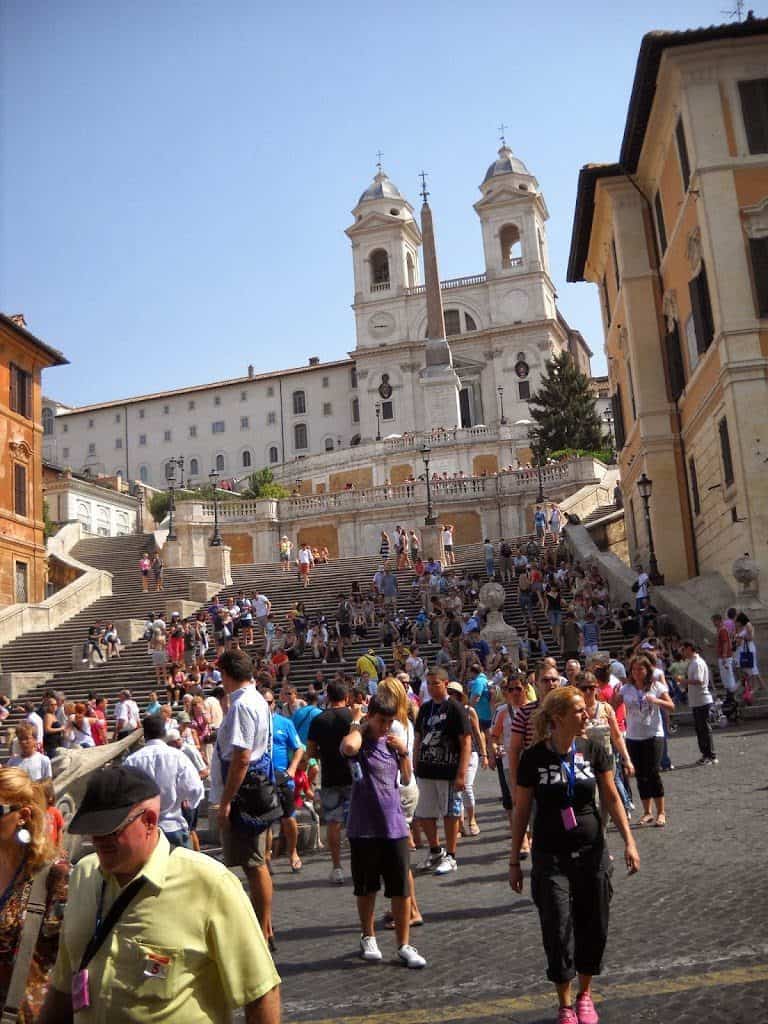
[320,785,352,824]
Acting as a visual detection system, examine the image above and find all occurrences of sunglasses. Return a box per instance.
[99,809,146,839]
[0,804,21,818]
[579,685,597,691]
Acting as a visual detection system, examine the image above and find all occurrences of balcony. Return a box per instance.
[404,273,487,297]
[370,281,391,293]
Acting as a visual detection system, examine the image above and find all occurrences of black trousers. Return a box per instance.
[531,847,613,984]
[496,760,512,811]
[692,705,715,760]
[625,736,664,800]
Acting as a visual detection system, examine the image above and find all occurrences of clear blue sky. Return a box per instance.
[0,0,738,406]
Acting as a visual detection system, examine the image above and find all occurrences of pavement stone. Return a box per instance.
[226,722,768,1023]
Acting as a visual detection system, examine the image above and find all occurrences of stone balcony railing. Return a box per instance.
[404,272,487,297]
[175,458,605,526]
[383,425,498,450]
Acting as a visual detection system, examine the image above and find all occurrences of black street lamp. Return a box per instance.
[165,460,177,541]
[177,454,185,488]
[421,444,437,525]
[603,409,615,459]
[135,488,144,535]
[637,472,664,585]
[374,402,382,441]
[497,385,507,425]
[209,469,222,547]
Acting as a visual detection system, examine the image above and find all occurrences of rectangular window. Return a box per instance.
[612,388,626,451]
[664,322,686,401]
[267,411,276,425]
[163,405,169,415]
[212,421,225,433]
[689,456,701,516]
[719,417,735,487]
[13,464,27,517]
[9,364,32,418]
[352,397,360,423]
[685,314,699,372]
[675,118,691,190]
[88,443,96,455]
[322,402,332,416]
[115,413,121,423]
[240,416,249,429]
[381,400,394,420]
[600,275,611,327]
[444,309,461,336]
[188,400,196,411]
[322,376,329,388]
[62,423,68,433]
[654,191,667,256]
[611,238,621,290]
[350,367,358,389]
[14,562,28,603]
[518,380,531,400]
[749,237,768,316]
[139,434,147,446]
[88,418,94,429]
[240,390,248,401]
[62,447,69,459]
[689,262,714,355]
[292,391,306,415]
[739,78,768,154]
[139,409,145,419]
[163,430,172,442]
[294,423,308,450]
[214,396,221,406]
[115,438,122,449]
[267,385,274,397]
[189,425,197,438]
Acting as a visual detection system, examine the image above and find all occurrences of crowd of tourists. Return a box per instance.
[0,522,761,1024]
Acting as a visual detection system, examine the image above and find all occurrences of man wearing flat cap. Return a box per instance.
[39,765,280,1023]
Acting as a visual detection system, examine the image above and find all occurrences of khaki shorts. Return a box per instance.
[221,824,269,869]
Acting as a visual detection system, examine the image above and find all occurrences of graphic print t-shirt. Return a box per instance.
[517,739,612,855]
[414,698,470,780]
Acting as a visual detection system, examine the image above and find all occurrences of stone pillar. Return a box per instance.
[420,524,445,564]
[207,545,233,587]
[479,582,519,668]
[163,538,182,568]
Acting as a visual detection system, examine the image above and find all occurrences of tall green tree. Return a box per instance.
[529,351,604,452]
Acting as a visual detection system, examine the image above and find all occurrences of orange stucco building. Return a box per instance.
[0,314,67,605]
[568,17,768,587]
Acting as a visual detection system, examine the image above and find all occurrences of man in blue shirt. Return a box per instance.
[468,663,493,731]
[291,690,323,745]
[266,690,305,872]
[534,505,547,543]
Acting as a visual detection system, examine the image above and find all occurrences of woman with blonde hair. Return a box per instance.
[376,677,423,929]
[0,768,68,1021]
[509,687,638,1024]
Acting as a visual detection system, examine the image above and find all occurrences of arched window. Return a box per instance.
[242,450,252,468]
[464,312,477,332]
[292,390,306,415]
[370,249,390,289]
[189,458,199,477]
[406,252,416,288]
[500,224,522,266]
[215,453,225,472]
[42,408,54,436]
[269,446,279,464]
[324,438,334,452]
[139,465,149,483]
[294,423,308,450]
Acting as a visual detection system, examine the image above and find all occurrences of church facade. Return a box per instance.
[42,144,592,489]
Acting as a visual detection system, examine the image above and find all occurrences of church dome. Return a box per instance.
[358,170,403,203]
[483,144,530,183]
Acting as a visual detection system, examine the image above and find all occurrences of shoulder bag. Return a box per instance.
[0,864,52,1024]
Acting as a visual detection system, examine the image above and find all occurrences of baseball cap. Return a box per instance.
[165,728,181,742]
[68,765,160,836]
[447,681,464,696]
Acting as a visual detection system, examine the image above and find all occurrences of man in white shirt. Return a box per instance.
[213,649,276,950]
[253,592,272,634]
[297,544,314,588]
[680,640,717,765]
[125,715,203,847]
[113,689,141,740]
[634,564,650,611]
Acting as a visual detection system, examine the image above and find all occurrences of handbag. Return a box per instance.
[216,709,282,833]
[739,648,755,670]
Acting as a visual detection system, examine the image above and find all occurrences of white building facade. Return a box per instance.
[43,145,592,488]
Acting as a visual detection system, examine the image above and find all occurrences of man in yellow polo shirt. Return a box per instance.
[39,765,280,1023]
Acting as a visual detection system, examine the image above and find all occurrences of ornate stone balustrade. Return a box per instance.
[404,272,487,297]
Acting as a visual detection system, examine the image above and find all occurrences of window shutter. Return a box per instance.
[675,119,691,190]
[13,464,27,517]
[688,456,701,516]
[664,322,686,401]
[739,79,768,155]
[719,417,735,487]
[689,262,714,354]
[654,192,667,255]
[612,388,626,451]
[749,237,768,316]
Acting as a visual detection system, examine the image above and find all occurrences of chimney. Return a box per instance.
[247,364,254,378]
[308,356,320,366]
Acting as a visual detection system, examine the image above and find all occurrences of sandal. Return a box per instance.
[638,814,655,826]
[291,858,303,872]
[655,814,667,828]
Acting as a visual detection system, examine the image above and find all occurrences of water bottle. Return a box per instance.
[350,760,364,783]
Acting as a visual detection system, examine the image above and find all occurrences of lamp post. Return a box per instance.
[177,454,185,488]
[374,402,382,441]
[637,472,664,585]
[603,409,615,460]
[515,418,545,504]
[135,488,144,535]
[497,385,507,425]
[421,444,436,525]
[165,460,177,541]
[208,469,222,546]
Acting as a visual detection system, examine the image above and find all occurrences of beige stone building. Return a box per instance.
[568,16,768,587]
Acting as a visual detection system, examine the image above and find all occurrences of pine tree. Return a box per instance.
[528,351,603,452]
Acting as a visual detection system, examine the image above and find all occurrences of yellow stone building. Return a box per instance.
[568,16,768,587]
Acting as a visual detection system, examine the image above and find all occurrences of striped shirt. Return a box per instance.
[510,700,539,750]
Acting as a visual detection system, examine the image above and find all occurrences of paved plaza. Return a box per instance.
[229,723,768,1024]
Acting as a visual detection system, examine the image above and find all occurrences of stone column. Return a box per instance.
[420,524,445,564]
[207,545,233,587]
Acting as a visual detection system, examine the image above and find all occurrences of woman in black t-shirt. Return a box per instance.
[509,687,639,1024]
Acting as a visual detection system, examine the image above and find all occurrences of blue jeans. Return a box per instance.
[164,828,191,848]
[613,755,633,811]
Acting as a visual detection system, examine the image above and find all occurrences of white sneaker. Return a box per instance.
[434,854,457,876]
[360,934,383,961]
[420,847,445,872]
[330,867,344,885]
[398,943,427,968]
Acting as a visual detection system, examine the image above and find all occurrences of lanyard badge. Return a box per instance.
[559,742,578,831]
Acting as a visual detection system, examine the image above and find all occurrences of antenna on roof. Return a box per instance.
[721,0,745,20]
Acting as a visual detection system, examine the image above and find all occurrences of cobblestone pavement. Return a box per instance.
[229,724,768,1024]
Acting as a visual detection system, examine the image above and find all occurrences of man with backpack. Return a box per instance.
[499,538,513,582]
